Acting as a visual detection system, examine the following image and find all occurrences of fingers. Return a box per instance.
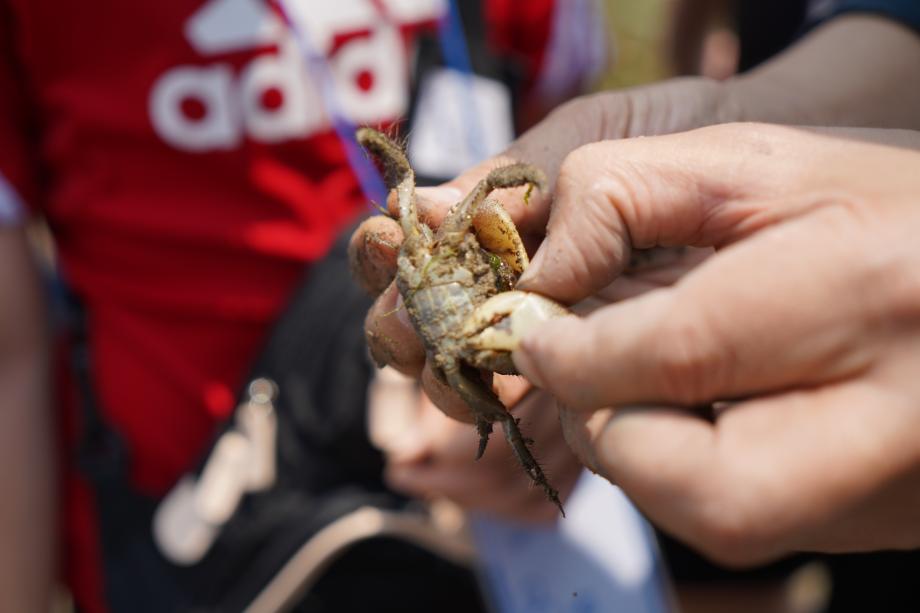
[514,206,875,411]
[386,389,579,523]
[517,123,856,304]
[560,378,920,565]
[409,94,621,235]
[386,185,463,229]
[360,157,550,377]
[387,458,561,523]
[348,216,403,296]
[366,367,422,455]
[419,368,537,425]
[364,284,425,376]
[420,363,476,424]
[355,98,607,370]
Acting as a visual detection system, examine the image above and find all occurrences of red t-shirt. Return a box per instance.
[0,1,584,610]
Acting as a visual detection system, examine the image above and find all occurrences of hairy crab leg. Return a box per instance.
[498,412,563,516]
[356,128,431,250]
[444,364,564,516]
[436,164,546,248]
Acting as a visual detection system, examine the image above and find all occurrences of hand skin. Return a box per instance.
[0,227,55,612]
[349,13,920,521]
[352,13,920,405]
[369,369,580,523]
[508,122,920,567]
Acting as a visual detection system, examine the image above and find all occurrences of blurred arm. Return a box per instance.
[726,14,920,128]
[0,226,54,612]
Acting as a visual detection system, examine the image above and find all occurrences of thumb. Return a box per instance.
[513,201,873,411]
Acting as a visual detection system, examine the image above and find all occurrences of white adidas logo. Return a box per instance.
[185,0,284,55]
[150,0,445,152]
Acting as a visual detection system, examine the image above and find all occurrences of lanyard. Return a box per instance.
[276,0,486,210]
[436,0,487,161]
[274,0,390,209]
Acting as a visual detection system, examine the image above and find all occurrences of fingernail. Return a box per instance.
[511,342,547,389]
[517,248,545,289]
[367,232,399,265]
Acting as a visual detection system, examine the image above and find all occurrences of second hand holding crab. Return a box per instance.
[356,128,569,515]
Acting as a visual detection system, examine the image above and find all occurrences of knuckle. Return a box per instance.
[703,121,772,143]
[559,141,608,181]
[559,143,652,247]
[699,122,794,162]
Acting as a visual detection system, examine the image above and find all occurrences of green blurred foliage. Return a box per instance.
[597,0,676,90]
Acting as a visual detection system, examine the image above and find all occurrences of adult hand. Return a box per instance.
[510,123,920,565]
[352,10,920,413]
[350,76,729,414]
[350,78,729,522]
[349,78,730,522]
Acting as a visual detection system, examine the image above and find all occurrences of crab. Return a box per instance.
[356,128,569,515]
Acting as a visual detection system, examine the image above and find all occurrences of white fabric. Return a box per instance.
[471,471,672,613]
[407,68,515,179]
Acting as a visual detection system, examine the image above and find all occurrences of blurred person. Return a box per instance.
[0,1,606,611]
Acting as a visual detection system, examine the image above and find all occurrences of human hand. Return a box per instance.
[510,123,920,565]
[367,368,581,523]
[349,78,732,521]
[350,76,730,414]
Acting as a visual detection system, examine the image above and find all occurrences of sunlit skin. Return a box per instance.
[348,14,920,534]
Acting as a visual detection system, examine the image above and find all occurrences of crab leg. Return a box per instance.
[444,364,564,516]
[356,128,430,250]
[436,164,546,249]
[498,412,563,516]
[442,364,507,454]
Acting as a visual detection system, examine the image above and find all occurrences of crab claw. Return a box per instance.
[462,291,569,373]
[473,199,530,275]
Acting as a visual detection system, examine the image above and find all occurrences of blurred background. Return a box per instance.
[10,0,902,612]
